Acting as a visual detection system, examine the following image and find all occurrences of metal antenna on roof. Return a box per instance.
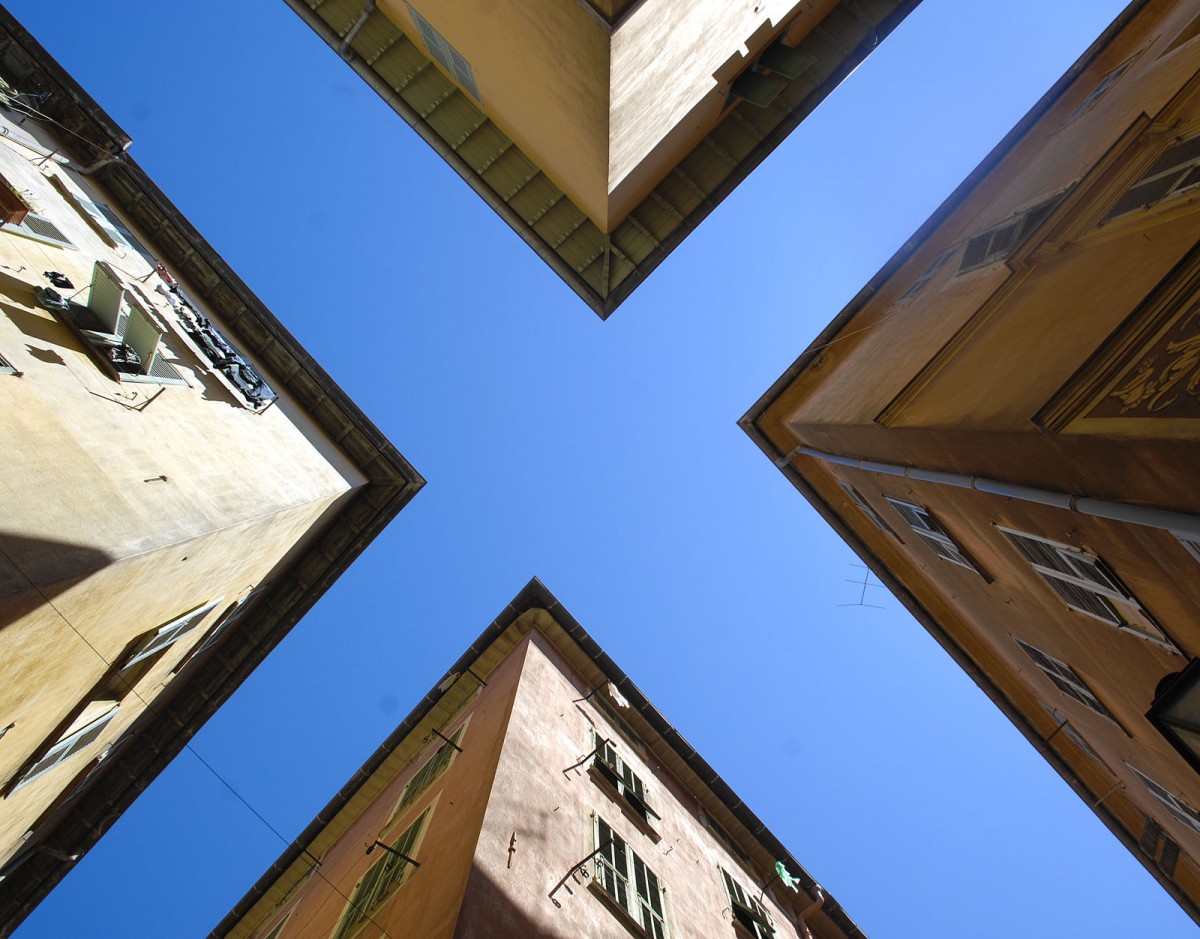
[838,564,885,609]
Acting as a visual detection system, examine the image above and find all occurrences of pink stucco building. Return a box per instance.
[213,580,865,939]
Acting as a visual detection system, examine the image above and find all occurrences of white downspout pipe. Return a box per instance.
[778,445,1200,541]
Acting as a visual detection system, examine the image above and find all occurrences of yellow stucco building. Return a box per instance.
[744,0,1200,923]
[284,0,922,315]
[0,10,423,929]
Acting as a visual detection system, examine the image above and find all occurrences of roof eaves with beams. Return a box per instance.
[285,0,922,318]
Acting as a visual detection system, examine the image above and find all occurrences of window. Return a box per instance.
[722,868,774,939]
[1104,135,1200,221]
[1000,527,1177,651]
[896,245,956,304]
[1038,702,1100,759]
[4,211,75,249]
[122,601,220,669]
[701,810,750,863]
[57,261,185,385]
[405,4,479,100]
[957,196,1060,273]
[593,733,659,830]
[1128,765,1200,835]
[1063,55,1137,124]
[885,499,981,573]
[257,913,290,939]
[1016,638,1114,721]
[1140,815,1181,877]
[390,721,466,822]
[1177,532,1200,564]
[593,686,646,756]
[333,807,429,939]
[12,704,119,791]
[841,483,899,539]
[594,816,668,939]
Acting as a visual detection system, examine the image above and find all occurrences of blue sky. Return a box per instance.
[9,1,1196,937]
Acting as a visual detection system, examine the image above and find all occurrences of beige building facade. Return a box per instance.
[743,0,1200,924]
[0,11,422,931]
[215,580,862,939]
[284,0,921,315]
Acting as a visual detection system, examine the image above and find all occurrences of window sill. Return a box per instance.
[588,763,661,843]
[587,878,657,938]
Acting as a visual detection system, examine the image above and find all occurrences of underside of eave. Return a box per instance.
[289,0,922,318]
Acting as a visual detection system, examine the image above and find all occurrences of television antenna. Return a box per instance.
[839,564,885,609]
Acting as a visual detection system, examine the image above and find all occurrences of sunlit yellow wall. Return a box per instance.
[0,110,364,866]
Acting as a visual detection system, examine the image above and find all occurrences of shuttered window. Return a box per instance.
[390,721,467,823]
[722,869,774,939]
[958,196,1060,273]
[594,817,668,939]
[123,601,220,668]
[333,807,429,939]
[999,527,1177,651]
[13,705,119,790]
[885,499,982,573]
[1016,638,1114,721]
[1129,765,1200,835]
[405,4,479,100]
[5,211,75,249]
[1105,135,1200,221]
[594,732,659,828]
[1063,54,1137,124]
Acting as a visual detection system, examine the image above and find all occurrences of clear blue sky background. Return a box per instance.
[8,1,1195,936]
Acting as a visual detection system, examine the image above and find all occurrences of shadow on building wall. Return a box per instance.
[451,861,571,939]
[0,531,113,620]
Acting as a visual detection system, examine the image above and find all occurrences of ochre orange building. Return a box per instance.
[744,0,1200,923]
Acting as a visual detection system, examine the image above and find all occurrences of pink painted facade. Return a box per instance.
[224,593,857,939]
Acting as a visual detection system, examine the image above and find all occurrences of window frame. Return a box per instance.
[1015,637,1115,723]
[387,718,468,827]
[1062,53,1139,125]
[885,498,982,573]
[122,600,221,669]
[591,731,661,838]
[405,3,480,100]
[592,815,669,939]
[1103,134,1200,222]
[895,244,957,304]
[11,704,119,792]
[999,527,1178,652]
[721,868,775,939]
[332,806,431,939]
[1127,764,1200,835]
[956,195,1061,274]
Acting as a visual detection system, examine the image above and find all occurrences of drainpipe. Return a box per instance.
[340,0,376,57]
[77,139,131,175]
[778,446,1200,541]
[797,885,825,939]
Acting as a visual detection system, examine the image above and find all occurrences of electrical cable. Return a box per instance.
[22,588,400,939]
